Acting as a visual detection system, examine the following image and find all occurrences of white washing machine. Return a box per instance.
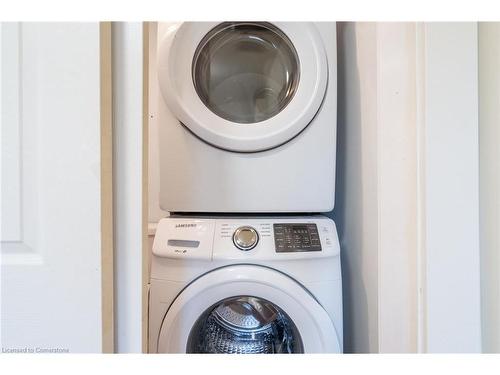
[149,215,343,353]
[155,22,337,213]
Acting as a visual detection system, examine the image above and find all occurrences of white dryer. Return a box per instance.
[149,216,343,353]
[155,22,337,213]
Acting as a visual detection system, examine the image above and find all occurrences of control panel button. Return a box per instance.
[233,226,259,251]
[273,223,322,253]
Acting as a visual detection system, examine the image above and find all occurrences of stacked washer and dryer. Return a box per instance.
[149,22,342,353]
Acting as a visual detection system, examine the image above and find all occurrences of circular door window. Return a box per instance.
[186,296,304,354]
[158,22,328,152]
[192,22,300,124]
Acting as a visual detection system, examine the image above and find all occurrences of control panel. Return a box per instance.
[273,223,321,252]
[152,216,339,260]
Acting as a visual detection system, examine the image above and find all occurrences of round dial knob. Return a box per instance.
[233,226,259,251]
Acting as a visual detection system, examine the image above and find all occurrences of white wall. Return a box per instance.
[376,23,419,353]
[334,22,419,353]
[1,22,102,352]
[332,22,379,353]
[478,22,500,353]
[148,22,167,225]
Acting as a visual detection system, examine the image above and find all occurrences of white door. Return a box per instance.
[157,265,341,353]
[157,22,328,152]
[1,23,105,353]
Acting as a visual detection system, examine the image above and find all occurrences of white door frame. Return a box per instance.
[377,22,482,353]
[478,22,500,354]
[417,22,481,353]
[112,22,145,353]
[336,22,482,353]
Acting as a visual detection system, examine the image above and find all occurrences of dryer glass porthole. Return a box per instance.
[186,296,304,354]
[192,22,300,124]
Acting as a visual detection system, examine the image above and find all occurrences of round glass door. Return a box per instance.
[192,22,300,124]
[158,22,328,151]
[186,296,304,354]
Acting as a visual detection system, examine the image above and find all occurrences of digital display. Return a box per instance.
[273,223,321,253]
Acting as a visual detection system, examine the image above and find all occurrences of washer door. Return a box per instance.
[158,22,328,152]
[157,265,341,353]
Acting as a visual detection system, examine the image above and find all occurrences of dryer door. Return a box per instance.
[157,22,328,152]
[157,265,341,353]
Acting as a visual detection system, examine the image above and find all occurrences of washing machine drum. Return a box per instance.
[158,22,328,152]
[157,266,341,353]
[187,296,303,354]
